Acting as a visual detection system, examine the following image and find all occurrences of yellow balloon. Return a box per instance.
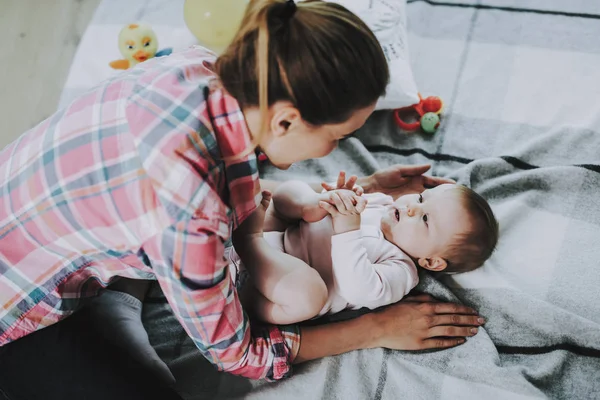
[184,0,250,54]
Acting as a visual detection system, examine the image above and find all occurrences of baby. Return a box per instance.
[232,173,499,325]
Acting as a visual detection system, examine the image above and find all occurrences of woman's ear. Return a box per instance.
[270,103,301,138]
[418,257,447,272]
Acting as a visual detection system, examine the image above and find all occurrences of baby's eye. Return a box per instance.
[423,214,428,223]
[144,41,151,47]
[418,194,423,203]
[127,45,134,49]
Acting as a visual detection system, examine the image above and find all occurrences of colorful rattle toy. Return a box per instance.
[394,94,444,134]
[109,23,173,70]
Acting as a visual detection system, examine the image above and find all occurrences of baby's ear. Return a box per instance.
[418,257,447,271]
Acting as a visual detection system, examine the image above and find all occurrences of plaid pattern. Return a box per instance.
[0,46,299,381]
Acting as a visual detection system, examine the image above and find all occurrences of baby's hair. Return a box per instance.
[214,0,389,151]
[442,186,499,274]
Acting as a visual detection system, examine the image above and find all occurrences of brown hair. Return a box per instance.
[442,186,499,274]
[215,0,389,143]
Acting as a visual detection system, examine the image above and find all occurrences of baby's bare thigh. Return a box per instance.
[263,231,285,252]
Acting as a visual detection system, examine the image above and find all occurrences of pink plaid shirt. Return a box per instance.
[0,47,299,380]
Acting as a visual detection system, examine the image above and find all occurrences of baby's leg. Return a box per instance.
[239,279,324,325]
[239,233,328,324]
[234,192,328,325]
[263,198,290,232]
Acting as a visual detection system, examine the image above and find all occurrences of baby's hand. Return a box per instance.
[321,171,364,196]
[319,190,367,234]
[320,189,366,216]
[303,185,362,224]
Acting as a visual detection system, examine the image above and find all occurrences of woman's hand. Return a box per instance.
[321,171,364,196]
[371,293,484,350]
[295,293,484,363]
[356,164,455,200]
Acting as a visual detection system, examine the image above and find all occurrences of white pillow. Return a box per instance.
[326,0,419,110]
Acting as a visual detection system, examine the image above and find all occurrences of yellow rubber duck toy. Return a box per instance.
[109,23,172,70]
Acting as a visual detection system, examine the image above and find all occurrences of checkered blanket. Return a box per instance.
[61,1,600,399]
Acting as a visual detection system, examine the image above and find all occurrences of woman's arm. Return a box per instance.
[261,163,455,201]
[355,164,455,199]
[296,295,483,363]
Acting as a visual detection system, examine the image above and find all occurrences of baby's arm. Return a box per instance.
[330,234,419,308]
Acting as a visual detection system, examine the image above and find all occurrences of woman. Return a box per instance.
[0,1,483,396]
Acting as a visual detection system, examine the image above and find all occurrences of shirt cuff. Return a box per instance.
[263,323,301,381]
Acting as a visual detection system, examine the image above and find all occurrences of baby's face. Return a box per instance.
[380,184,471,261]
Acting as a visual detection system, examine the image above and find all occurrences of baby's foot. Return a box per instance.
[235,190,272,238]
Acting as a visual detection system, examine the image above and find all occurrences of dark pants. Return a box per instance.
[0,307,182,400]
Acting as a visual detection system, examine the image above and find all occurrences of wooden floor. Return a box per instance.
[0,0,101,150]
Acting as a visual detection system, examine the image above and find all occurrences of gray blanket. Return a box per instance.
[63,0,600,399]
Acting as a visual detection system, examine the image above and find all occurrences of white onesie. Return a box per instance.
[232,193,419,317]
